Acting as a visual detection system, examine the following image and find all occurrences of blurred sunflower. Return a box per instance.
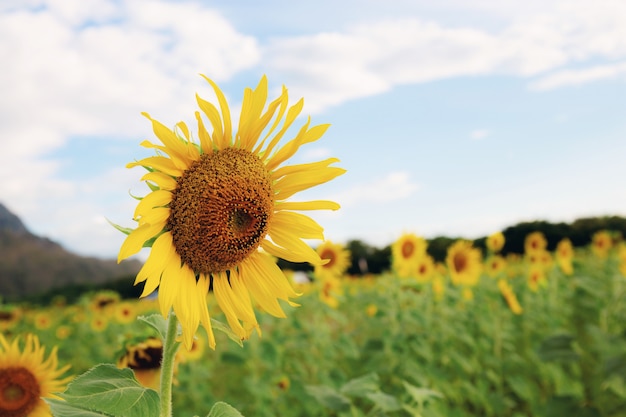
[0,307,21,332]
[555,238,574,275]
[486,231,505,253]
[314,241,351,280]
[318,275,342,309]
[414,254,435,283]
[446,240,482,287]
[391,233,427,278]
[114,302,137,324]
[0,334,72,417]
[117,337,163,390]
[591,230,612,259]
[524,231,547,254]
[117,75,345,349]
[497,279,523,315]
[485,255,507,278]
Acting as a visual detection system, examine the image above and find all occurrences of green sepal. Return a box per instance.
[106,218,134,236]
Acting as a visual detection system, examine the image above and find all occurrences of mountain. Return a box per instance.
[0,203,141,299]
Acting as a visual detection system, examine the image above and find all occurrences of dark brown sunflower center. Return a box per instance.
[453,252,468,273]
[168,148,274,274]
[320,249,337,268]
[401,241,414,258]
[0,367,40,416]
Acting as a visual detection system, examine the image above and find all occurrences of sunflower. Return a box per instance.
[314,241,351,280]
[555,238,574,275]
[117,75,345,349]
[591,230,612,259]
[0,334,72,417]
[446,240,482,287]
[414,254,435,283]
[0,307,22,332]
[497,279,522,315]
[485,255,507,278]
[524,231,547,254]
[486,231,505,253]
[117,337,163,390]
[391,233,427,278]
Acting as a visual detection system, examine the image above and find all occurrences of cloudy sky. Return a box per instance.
[1,0,625,260]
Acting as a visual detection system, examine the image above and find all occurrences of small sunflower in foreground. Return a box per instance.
[555,238,574,275]
[117,75,345,349]
[0,333,72,417]
[314,241,351,280]
[117,337,164,390]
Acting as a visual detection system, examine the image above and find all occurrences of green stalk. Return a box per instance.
[160,312,180,417]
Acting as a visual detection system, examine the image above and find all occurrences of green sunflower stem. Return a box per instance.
[160,311,180,417]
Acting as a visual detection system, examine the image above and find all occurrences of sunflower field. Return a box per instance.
[2,230,626,417]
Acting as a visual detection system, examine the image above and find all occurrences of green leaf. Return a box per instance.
[537,334,580,363]
[211,318,244,347]
[340,372,380,397]
[365,391,403,412]
[48,399,115,417]
[138,314,168,340]
[206,401,245,417]
[57,364,160,417]
[305,385,352,411]
[544,396,602,417]
[402,380,444,405]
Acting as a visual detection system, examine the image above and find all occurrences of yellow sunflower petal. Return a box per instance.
[199,74,232,147]
[275,166,346,200]
[174,265,200,349]
[276,200,341,211]
[127,156,183,177]
[135,232,174,297]
[157,255,184,317]
[260,98,304,159]
[261,239,321,265]
[140,171,178,191]
[133,190,172,219]
[272,211,325,240]
[196,274,216,349]
[195,111,214,153]
[142,112,191,160]
[213,272,247,339]
[266,122,330,171]
[118,222,164,262]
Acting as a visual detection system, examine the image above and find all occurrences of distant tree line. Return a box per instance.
[279,215,626,276]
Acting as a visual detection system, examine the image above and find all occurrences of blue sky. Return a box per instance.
[1,0,625,260]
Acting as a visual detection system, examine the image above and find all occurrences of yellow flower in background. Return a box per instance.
[486,231,505,253]
[117,75,345,349]
[0,334,72,417]
[432,275,446,301]
[555,238,574,275]
[176,336,206,363]
[55,325,72,341]
[117,337,164,390]
[527,266,546,292]
[88,290,120,313]
[314,241,351,280]
[497,279,523,315]
[446,240,482,287]
[33,312,52,331]
[485,255,507,278]
[524,231,547,254]
[591,230,612,259]
[391,233,427,278]
[0,307,22,332]
[318,275,342,308]
[414,254,435,283]
[90,316,109,333]
[114,301,137,324]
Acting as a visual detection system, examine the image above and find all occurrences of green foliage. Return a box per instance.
[48,364,160,417]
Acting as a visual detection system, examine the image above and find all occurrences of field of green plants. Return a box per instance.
[2,232,626,417]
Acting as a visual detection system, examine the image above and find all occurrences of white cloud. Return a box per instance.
[333,171,419,207]
[528,62,626,90]
[262,0,626,111]
[470,129,490,140]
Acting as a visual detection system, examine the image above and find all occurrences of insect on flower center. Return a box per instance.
[0,367,40,416]
[168,148,274,274]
